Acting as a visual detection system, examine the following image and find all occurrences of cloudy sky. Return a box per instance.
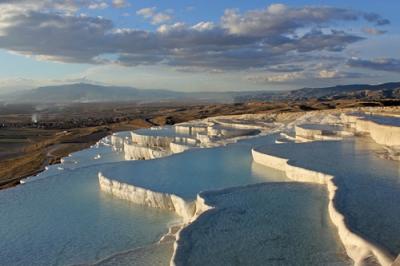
[0,0,399,92]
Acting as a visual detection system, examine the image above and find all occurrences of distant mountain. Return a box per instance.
[1,82,399,104]
[233,82,400,102]
[0,83,273,104]
[3,83,186,103]
[288,82,400,100]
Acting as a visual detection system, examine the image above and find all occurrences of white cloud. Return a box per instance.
[247,66,368,83]
[248,72,305,83]
[157,22,185,34]
[137,7,172,25]
[192,22,215,31]
[152,13,172,25]
[112,0,129,8]
[88,2,109,10]
[0,1,392,77]
[221,3,390,39]
[136,7,155,18]
[319,69,339,78]
[267,3,286,15]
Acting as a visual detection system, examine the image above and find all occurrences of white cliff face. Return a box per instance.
[111,135,125,151]
[295,125,324,139]
[169,142,192,154]
[358,121,400,147]
[131,132,174,148]
[341,113,400,147]
[206,124,260,139]
[293,124,347,143]
[251,148,395,266]
[123,142,170,160]
[174,124,207,135]
[195,132,212,145]
[118,119,272,159]
[120,132,200,160]
[212,118,270,130]
[173,136,198,146]
[98,173,198,222]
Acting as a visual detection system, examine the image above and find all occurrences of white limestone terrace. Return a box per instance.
[354,112,400,126]
[294,123,350,142]
[98,114,342,264]
[123,142,170,161]
[342,112,400,146]
[206,123,260,139]
[252,137,400,266]
[296,123,343,131]
[101,114,284,192]
[98,134,291,265]
[110,109,351,163]
[173,183,352,266]
[99,134,286,217]
[341,111,400,161]
[110,126,196,161]
[98,106,399,266]
[110,118,266,162]
[99,135,354,265]
[99,117,280,226]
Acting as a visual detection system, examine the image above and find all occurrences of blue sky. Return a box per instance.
[0,0,399,92]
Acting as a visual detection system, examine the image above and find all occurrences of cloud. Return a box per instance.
[112,0,129,8]
[319,69,339,78]
[220,5,362,37]
[136,7,154,17]
[347,58,400,73]
[363,13,390,26]
[88,2,108,10]
[0,0,126,14]
[247,69,368,83]
[251,72,306,83]
[0,0,81,14]
[0,9,114,62]
[246,60,370,84]
[0,2,390,74]
[362,27,386,35]
[137,7,172,25]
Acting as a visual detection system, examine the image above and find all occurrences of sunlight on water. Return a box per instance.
[258,136,400,256]
[2,129,393,266]
[174,183,351,266]
[0,148,179,265]
[101,135,288,200]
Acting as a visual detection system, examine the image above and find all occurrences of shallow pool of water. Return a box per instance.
[258,137,400,256]
[101,135,288,200]
[350,112,400,126]
[2,131,371,266]
[174,183,351,266]
[0,149,179,266]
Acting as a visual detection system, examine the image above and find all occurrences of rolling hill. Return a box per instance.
[1,82,399,104]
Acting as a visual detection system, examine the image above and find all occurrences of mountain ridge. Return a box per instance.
[1,81,399,104]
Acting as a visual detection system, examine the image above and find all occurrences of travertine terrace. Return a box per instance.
[98,106,400,266]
